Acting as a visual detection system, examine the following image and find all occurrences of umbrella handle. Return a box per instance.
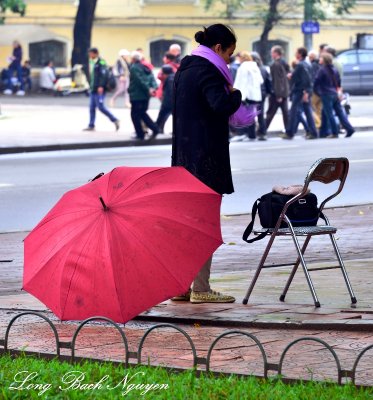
[99,196,108,211]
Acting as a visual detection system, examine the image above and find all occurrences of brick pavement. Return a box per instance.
[1,204,373,384]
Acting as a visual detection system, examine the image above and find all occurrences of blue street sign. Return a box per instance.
[302,21,320,34]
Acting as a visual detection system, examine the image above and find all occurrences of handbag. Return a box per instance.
[243,191,323,243]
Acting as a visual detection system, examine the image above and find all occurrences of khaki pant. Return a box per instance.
[312,94,322,130]
[192,256,212,292]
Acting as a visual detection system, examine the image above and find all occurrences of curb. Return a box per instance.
[0,126,372,155]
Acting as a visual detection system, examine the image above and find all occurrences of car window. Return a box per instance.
[338,52,358,65]
[358,51,373,64]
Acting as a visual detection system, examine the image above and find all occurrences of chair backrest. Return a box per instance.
[305,158,349,212]
[306,158,349,185]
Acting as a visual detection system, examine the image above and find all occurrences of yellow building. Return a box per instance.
[1,0,373,69]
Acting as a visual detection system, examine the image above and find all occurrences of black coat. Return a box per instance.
[171,55,241,195]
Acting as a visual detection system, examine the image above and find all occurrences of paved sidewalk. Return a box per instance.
[1,99,373,154]
[1,205,373,384]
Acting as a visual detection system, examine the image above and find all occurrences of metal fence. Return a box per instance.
[0,311,372,386]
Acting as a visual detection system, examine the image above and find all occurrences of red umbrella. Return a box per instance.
[23,167,223,323]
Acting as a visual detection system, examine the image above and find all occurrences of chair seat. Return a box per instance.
[254,225,337,236]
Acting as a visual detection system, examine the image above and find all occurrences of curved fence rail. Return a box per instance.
[0,312,372,386]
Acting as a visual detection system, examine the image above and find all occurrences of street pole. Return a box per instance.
[304,0,313,50]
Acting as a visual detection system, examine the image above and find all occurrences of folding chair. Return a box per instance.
[242,157,357,308]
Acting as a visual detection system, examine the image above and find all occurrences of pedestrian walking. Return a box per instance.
[265,45,290,132]
[251,51,272,140]
[314,53,355,138]
[282,47,318,140]
[308,50,322,130]
[232,51,263,141]
[172,23,242,304]
[83,47,120,132]
[3,40,25,96]
[109,49,131,108]
[156,64,175,134]
[128,51,159,140]
[155,52,179,100]
[168,43,182,65]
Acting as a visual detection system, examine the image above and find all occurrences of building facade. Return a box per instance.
[1,0,373,69]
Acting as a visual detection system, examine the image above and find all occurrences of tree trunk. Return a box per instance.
[258,0,281,65]
[71,0,97,75]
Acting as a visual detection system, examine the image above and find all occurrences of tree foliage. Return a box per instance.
[204,0,356,62]
[0,0,26,22]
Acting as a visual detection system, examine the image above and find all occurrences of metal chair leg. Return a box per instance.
[243,232,277,305]
[280,235,312,302]
[288,227,321,307]
[329,233,357,304]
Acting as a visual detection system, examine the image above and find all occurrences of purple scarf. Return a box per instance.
[191,45,258,127]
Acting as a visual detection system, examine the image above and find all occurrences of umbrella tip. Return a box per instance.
[99,196,109,211]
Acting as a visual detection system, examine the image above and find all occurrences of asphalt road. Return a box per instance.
[1,132,372,232]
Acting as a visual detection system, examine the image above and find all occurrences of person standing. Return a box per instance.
[128,51,159,140]
[172,24,242,304]
[314,53,355,138]
[109,49,131,108]
[83,47,120,132]
[168,43,182,65]
[282,47,318,140]
[232,51,263,141]
[265,45,290,132]
[3,40,25,96]
[39,60,56,92]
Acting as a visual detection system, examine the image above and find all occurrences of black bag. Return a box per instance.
[105,67,117,92]
[243,192,322,244]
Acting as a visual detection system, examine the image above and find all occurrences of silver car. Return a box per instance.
[337,49,373,94]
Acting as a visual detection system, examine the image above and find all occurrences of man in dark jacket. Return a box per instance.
[3,41,25,96]
[156,64,175,134]
[83,47,119,132]
[128,51,159,140]
[265,45,290,131]
[282,47,318,139]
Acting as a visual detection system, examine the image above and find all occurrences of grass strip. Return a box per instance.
[0,353,372,399]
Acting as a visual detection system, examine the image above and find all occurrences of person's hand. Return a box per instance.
[287,73,292,80]
[119,76,125,82]
[97,87,104,95]
[302,92,309,103]
[227,85,237,93]
[276,97,283,103]
[149,88,156,97]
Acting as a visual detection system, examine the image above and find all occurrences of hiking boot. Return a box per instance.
[190,290,235,304]
[171,289,191,301]
[114,120,120,131]
[83,126,95,131]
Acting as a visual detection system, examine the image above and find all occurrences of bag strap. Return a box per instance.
[242,199,269,243]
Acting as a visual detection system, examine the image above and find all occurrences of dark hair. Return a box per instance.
[88,47,99,55]
[164,52,176,62]
[297,47,308,59]
[194,24,236,51]
[325,46,337,58]
[319,43,328,51]
[271,45,283,56]
[161,64,174,75]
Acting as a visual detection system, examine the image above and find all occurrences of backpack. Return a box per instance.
[243,192,322,243]
[105,67,117,92]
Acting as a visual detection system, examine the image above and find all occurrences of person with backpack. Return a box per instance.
[83,47,120,132]
[128,50,159,140]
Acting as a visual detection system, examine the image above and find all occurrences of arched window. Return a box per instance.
[29,40,67,68]
[149,39,186,67]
